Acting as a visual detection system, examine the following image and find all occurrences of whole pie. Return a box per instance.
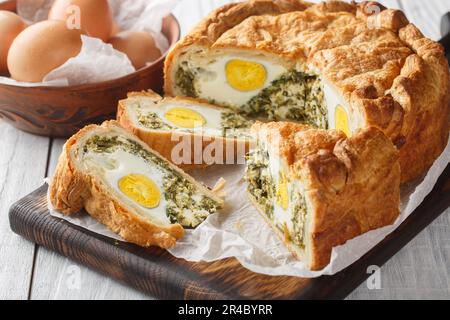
[164,0,450,183]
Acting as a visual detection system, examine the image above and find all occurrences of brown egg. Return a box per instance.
[109,31,162,69]
[111,21,120,37]
[7,20,83,82]
[49,0,113,42]
[0,11,26,74]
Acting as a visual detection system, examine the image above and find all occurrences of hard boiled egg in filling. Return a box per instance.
[268,152,308,249]
[82,147,171,226]
[175,54,287,109]
[175,54,329,128]
[322,77,356,137]
[126,97,253,138]
[78,134,221,227]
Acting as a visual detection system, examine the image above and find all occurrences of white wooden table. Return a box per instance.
[1,0,449,300]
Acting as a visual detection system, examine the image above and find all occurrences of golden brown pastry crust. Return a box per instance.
[249,122,401,270]
[165,0,450,183]
[117,91,251,170]
[49,121,223,249]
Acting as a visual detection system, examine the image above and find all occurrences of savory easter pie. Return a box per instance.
[117,91,253,169]
[49,121,223,249]
[164,0,450,183]
[245,122,401,270]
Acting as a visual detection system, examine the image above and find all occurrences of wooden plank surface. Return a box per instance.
[0,122,49,299]
[1,0,449,300]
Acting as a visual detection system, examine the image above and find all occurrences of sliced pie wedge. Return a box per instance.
[245,121,401,270]
[50,121,223,249]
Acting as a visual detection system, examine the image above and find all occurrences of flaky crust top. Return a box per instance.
[165,0,450,182]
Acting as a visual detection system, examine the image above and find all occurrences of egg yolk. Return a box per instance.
[118,174,161,209]
[335,105,351,137]
[164,107,206,128]
[276,173,289,210]
[225,59,267,91]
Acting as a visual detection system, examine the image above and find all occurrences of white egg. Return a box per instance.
[82,148,171,226]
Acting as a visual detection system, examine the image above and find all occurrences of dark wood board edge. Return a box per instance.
[8,164,450,299]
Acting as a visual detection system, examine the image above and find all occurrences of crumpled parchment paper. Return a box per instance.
[47,138,450,278]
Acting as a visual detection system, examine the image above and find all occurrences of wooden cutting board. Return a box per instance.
[8,164,450,300]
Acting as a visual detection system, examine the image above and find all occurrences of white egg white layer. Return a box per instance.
[268,149,295,234]
[81,148,171,226]
[322,77,359,134]
[256,136,293,234]
[188,54,287,108]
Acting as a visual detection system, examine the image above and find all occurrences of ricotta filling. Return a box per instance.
[78,134,221,227]
[245,141,308,248]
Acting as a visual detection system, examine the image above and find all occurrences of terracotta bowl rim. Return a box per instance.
[0,13,180,92]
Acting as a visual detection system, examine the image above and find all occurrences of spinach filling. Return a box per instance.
[163,175,218,226]
[175,65,197,98]
[137,110,172,130]
[245,147,275,218]
[242,71,327,128]
[220,112,253,138]
[83,135,221,227]
[291,191,307,249]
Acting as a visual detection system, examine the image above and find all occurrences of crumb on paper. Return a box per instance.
[212,177,227,194]
[235,219,243,231]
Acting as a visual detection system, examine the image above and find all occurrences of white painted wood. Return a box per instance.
[0,122,50,300]
[29,139,150,300]
[348,211,450,299]
[401,0,450,40]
